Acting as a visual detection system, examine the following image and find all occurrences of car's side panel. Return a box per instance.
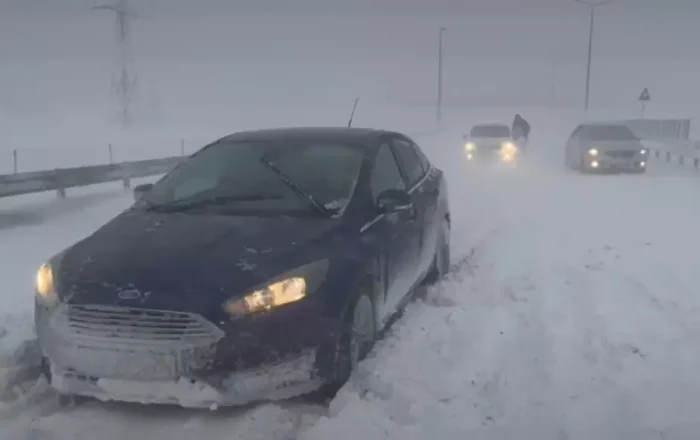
[388,137,433,298]
[408,141,442,275]
[359,138,421,324]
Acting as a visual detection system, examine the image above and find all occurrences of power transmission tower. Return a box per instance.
[92,0,139,128]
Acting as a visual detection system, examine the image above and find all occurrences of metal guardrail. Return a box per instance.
[645,139,700,171]
[0,127,445,201]
[615,118,691,141]
[0,156,185,199]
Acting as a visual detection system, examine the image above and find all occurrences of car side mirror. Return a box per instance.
[376,189,413,214]
[133,183,154,202]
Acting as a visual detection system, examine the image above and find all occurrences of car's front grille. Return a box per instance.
[50,304,224,349]
[605,150,636,159]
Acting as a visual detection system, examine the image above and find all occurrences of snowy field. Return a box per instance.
[2,111,700,439]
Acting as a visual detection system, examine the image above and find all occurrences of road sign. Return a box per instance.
[639,88,650,101]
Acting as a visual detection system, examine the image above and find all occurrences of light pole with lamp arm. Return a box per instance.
[437,26,447,122]
[573,0,612,111]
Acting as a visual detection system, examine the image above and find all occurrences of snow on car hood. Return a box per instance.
[54,210,340,312]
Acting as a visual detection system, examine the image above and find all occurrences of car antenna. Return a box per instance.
[347,97,359,127]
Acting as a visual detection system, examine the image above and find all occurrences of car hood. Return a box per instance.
[469,137,510,148]
[584,140,644,151]
[55,210,341,313]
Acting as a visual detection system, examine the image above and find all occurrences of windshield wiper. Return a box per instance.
[145,193,284,212]
[258,157,333,216]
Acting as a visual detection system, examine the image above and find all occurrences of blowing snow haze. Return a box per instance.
[1,0,700,140]
[3,1,700,439]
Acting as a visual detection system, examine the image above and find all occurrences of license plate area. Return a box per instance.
[55,345,180,381]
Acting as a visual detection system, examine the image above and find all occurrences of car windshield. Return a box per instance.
[582,125,638,141]
[137,139,364,216]
[470,125,511,138]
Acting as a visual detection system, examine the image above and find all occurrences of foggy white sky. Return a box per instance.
[2,0,698,60]
[1,0,699,136]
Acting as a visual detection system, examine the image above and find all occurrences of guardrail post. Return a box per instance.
[679,155,684,165]
[694,158,699,169]
[108,144,114,164]
[123,176,131,189]
[655,150,660,159]
[13,149,17,174]
[666,151,671,162]
[180,139,185,156]
[57,188,66,199]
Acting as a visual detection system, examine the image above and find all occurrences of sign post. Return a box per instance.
[639,88,650,117]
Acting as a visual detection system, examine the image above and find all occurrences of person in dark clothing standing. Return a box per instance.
[512,113,531,146]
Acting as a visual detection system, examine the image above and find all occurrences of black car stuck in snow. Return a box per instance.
[34,127,451,407]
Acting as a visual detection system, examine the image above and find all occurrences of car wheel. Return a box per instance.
[319,291,376,396]
[424,218,451,285]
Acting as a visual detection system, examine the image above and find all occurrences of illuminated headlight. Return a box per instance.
[466,153,473,160]
[590,160,599,168]
[588,148,599,156]
[223,277,306,316]
[465,143,476,152]
[501,142,516,153]
[500,142,517,162]
[640,161,646,167]
[36,263,58,306]
[500,151,515,162]
[640,149,648,155]
[222,260,329,318]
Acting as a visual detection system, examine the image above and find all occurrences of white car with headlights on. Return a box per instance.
[565,123,648,173]
[462,123,520,165]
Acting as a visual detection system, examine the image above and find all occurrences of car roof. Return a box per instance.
[472,123,509,128]
[580,122,629,128]
[218,127,397,144]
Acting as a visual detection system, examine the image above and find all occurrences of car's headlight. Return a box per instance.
[501,141,516,151]
[36,263,58,306]
[588,148,599,156]
[465,143,476,152]
[222,259,329,318]
[640,149,647,155]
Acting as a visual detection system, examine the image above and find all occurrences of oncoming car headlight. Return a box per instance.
[36,263,58,306]
[222,259,329,318]
[465,143,476,152]
[588,148,599,156]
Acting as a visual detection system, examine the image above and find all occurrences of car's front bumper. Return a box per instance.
[36,301,338,407]
[584,158,647,173]
[465,149,518,164]
[48,350,320,408]
[582,154,647,172]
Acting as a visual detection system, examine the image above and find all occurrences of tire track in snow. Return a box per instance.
[442,215,565,438]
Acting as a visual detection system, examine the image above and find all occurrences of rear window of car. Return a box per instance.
[581,125,638,141]
[470,125,511,138]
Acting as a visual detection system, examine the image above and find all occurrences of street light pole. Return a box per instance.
[437,27,446,122]
[574,0,612,111]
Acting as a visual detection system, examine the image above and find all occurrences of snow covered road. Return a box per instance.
[2,129,700,439]
[304,158,700,440]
